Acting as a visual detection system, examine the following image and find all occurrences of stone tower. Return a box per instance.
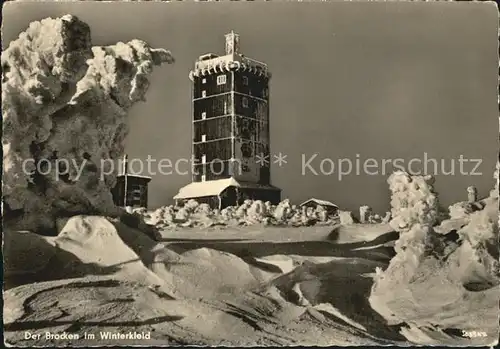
[174,32,281,208]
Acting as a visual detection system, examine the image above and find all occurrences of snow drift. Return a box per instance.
[4,215,270,299]
[2,15,174,235]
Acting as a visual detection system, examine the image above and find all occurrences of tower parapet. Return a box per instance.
[189,32,270,80]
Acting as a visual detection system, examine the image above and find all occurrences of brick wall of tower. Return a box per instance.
[192,71,234,182]
[193,71,232,99]
[233,73,269,100]
[193,116,232,142]
[232,72,271,185]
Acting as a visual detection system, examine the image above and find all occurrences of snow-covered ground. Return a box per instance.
[4,217,402,346]
[4,205,498,346]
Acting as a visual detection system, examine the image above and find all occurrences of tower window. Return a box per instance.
[201,112,206,120]
[202,78,207,84]
[242,76,249,86]
[242,97,249,108]
[201,174,206,182]
[202,90,207,98]
[217,75,227,85]
[224,101,228,114]
[201,134,206,142]
[201,154,206,164]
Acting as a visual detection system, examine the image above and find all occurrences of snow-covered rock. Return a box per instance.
[359,205,371,224]
[381,211,392,223]
[467,186,478,203]
[338,211,355,225]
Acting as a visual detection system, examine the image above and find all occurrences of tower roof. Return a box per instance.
[189,32,270,81]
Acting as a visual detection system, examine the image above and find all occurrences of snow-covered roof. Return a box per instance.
[173,178,240,200]
[190,53,270,81]
[299,198,338,208]
[173,178,280,200]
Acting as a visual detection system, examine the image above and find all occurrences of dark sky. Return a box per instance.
[4,1,499,214]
